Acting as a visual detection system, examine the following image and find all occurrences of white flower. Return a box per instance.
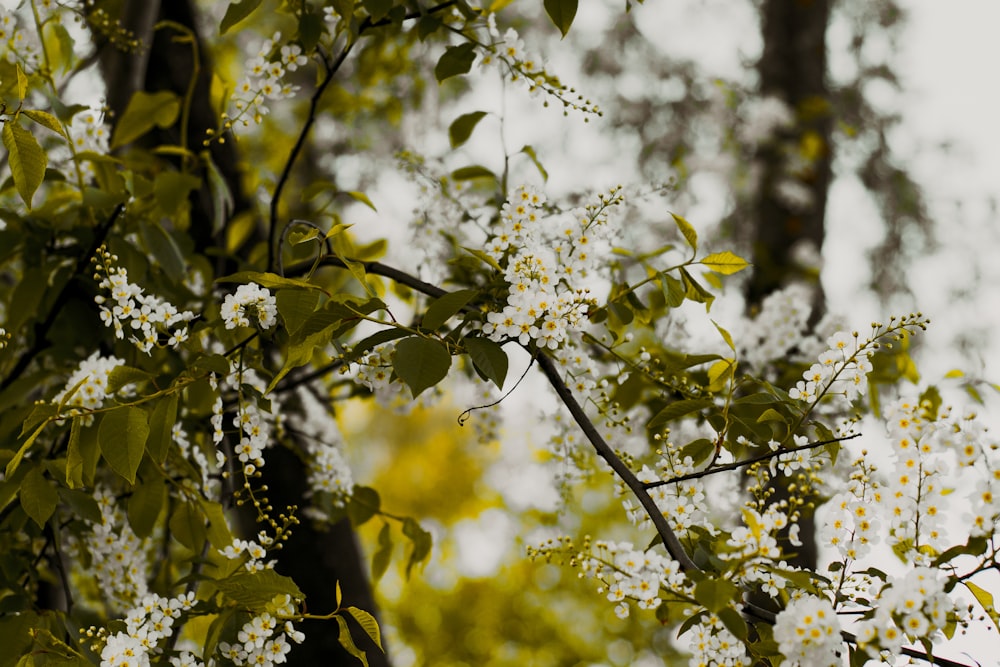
[221,282,278,330]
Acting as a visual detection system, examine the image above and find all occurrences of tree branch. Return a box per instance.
[644,433,861,489]
[534,353,699,573]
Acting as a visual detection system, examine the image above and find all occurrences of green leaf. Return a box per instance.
[647,398,714,431]
[98,407,149,484]
[964,581,1000,633]
[680,438,715,467]
[661,274,685,308]
[57,487,102,524]
[2,120,47,209]
[106,365,154,395]
[346,606,383,651]
[335,615,369,667]
[679,267,715,311]
[15,62,27,100]
[22,109,68,139]
[345,191,378,212]
[220,0,263,34]
[448,111,488,149]
[712,320,735,351]
[393,337,452,398]
[700,251,750,275]
[169,500,207,552]
[203,151,234,235]
[215,569,305,607]
[543,0,578,37]
[717,606,748,641]
[460,246,503,272]
[147,394,178,464]
[110,91,180,149]
[519,144,548,181]
[423,289,476,330]
[463,336,508,389]
[20,467,58,528]
[451,165,495,181]
[347,486,380,526]
[153,171,202,216]
[363,0,392,21]
[216,271,326,293]
[65,418,85,489]
[402,517,432,577]
[371,523,393,583]
[199,498,235,551]
[298,11,324,51]
[127,476,166,538]
[694,578,739,613]
[276,289,320,336]
[435,43,477,82]
[707,358,735,392]
[141,217,189,283]
[342,328,411,365]
[671,212,698,253]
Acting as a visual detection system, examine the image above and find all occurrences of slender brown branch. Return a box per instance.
[644,433,861,489]
[535,353,699,573]
[267,46,352,271]
[267,0,462,271]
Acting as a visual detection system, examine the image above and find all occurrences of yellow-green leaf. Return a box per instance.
[20,466,59,527]
[15,62,28,100]
[2,120,47,209]
[671,212,697,253]
[964,581,1000,633]
[346,606,383,651]
[111,91,181,149]
[98,407,150,484]
[23,109,68,139]
[700,251,750,275]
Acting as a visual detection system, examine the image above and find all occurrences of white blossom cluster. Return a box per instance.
[94,248,196,353]
[52,351,125,424]
[820,459,883,562]
[171,422,216,496]
[221,282,278,330]
[0,9,40,68]
[70,110,111,155]
[217,596,304,667]
[96,592,197,667]
[788,330,874,404]
[722,506,801,599]
[220,535,274,573]
[684,614,749,667]
[476,16,600,114]
[293,387,354,508]
[854,567,960,655]
[576,540,686,620]
[772,595,841,667]
[881,397,982,560]
[627,461,709,537]
[70,486,151,612]
[738,95,794,147]
[210,363,277,477]
[481,185,620,350]
[225,32,304,131]
[737,283,815,370]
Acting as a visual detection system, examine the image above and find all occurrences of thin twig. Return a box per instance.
[644,433,861,488]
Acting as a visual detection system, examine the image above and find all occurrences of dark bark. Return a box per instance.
[748,0,833,311]
[747,0,834,609]
[95,4,389,663]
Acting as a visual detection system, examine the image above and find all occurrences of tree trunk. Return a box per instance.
[748,0,833,311]
[97,4,389,663]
